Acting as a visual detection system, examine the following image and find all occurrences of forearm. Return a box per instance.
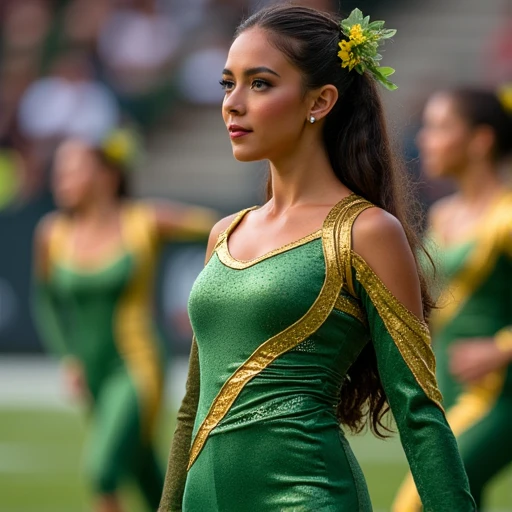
[159,339,200,512]
[353,269,475,511]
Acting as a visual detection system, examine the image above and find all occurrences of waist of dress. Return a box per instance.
[210,392,341,436]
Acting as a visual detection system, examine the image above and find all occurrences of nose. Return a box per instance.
[222,88,246,118]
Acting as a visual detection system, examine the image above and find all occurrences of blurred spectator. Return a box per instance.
[484,1,512,86]
[18,50,120,145]
[97,0,181,126]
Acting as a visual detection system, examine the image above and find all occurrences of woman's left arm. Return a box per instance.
[351,208,476,512]
[147,200,219,241]
[448,229,512,383]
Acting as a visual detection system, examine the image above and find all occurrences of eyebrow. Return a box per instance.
[222,66,281,78]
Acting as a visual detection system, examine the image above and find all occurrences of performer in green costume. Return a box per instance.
[159,6,476,512]
[33,130,216,512]
[393,90,512,511]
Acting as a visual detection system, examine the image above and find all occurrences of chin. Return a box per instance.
[231,147,265,162]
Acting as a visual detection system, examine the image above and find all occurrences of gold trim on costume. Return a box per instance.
[114,204,163,438]
[431,191,512,333]
[47,215,69,267]
[334,295,366,326]
[216,206,322,269]
[187,194,374,470]
[351,252,443,410]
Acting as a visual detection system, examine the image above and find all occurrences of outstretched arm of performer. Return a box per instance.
[448,232,512,383]
[351,209,476,512]
[148,200,219,241]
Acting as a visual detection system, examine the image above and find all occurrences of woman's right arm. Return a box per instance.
[159,338,200,512]
[159,215,236,511]
[32,214,71,358]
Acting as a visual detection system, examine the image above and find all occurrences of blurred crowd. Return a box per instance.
[0,0,345,210]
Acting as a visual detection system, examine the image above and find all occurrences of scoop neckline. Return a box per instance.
[217,194,355,270]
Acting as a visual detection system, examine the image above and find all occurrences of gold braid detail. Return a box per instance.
[351,252,443,409]
[334,295,367,326]
[187,194,370,470]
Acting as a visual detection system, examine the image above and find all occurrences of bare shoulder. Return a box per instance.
[205,213,239,262]
[352,206,407,250]
[34,212,62,248]
[210,214,238,240]
[33,211,64,277]
[352,206,423,318]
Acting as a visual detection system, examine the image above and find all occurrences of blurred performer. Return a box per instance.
[32,129,217,512]
[393,89,512,511]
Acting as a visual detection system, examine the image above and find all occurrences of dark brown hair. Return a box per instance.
[237,5,433,437]
[92,148,130,198]
[446,88,512,161]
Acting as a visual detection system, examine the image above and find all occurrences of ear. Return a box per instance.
[307,84,338,122]
[468,125,496,160]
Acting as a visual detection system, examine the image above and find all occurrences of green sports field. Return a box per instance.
[1,407,511,512]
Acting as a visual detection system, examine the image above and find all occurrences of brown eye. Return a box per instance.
[219,79,235,91]
[251,79,270,91]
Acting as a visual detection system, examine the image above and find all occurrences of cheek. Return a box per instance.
[55,172,93,201]
[421,127,467,163]
[255,90,304,130]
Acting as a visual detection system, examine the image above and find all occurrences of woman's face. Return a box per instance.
[52,140,99,210]
[417,93,473,179]
[221,27,311,163]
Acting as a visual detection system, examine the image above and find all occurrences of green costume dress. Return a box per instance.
[159,195,475,512]
[34,202,165,509]
[394,190,512,511]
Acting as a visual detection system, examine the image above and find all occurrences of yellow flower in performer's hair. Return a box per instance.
[338,40,352,63]
[338,8,398,90]
[103,130,133,165]
[338,40,361,71]
[349,24,366,45]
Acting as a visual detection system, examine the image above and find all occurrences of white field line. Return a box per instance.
[0,356,187,408]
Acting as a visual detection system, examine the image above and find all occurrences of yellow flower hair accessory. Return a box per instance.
[101,126,142,172]
[338,8,397,91]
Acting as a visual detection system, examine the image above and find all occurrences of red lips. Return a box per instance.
[228,124,252,139]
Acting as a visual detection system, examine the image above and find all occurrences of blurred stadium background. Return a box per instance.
[0,0,511,510]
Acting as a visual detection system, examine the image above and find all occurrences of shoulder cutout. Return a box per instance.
[352,207,423,319]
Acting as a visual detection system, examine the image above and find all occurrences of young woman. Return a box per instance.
[159,6,476,511]
[32,129,217,512]
[393,90,512,511]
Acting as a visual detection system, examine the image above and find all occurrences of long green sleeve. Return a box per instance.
[159,339,200,512]
[352,261,476,511]
[32,278,71,358]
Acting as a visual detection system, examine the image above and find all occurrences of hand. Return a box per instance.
[449,338,510,384]
[61,358,89,402]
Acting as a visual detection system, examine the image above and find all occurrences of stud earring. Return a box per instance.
[309,115,316,124]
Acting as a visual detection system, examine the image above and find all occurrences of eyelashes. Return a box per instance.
[219,79,233,90]
[219,79,272,91]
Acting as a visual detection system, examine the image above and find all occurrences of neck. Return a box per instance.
[267,135,349,213]
[454,160,503,204]
[74,197,121,226]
